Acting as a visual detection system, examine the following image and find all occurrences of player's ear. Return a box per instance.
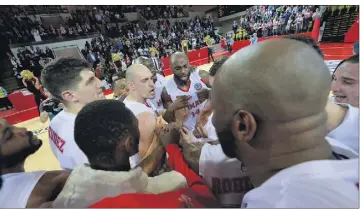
[231,110,256,144]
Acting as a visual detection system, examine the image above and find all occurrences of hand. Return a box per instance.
[174,107,189,126]
[193,125,208,139]
[169,95,189,111]
[180,127,193,145]
[158,123,180,147]
[197,88,210,103]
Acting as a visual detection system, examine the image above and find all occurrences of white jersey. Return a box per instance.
[124,98,156,117]
[327,103,359,153]
[199,137,358,208]
[242,158,359,208]
[165,71,207,130]
[147,74,166,115]
[199,144,251,207]
[124,99,156,167]
[48,111,89,170]
[0,171,46,208]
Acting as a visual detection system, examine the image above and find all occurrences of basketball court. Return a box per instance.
[19,42,352,172]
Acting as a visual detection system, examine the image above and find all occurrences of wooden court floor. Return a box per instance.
[21,63,214,172]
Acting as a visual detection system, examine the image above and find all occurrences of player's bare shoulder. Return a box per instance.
[26,170,70,208]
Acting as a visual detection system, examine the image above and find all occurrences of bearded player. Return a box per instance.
[0,119,69,208]
[162,52,210,131]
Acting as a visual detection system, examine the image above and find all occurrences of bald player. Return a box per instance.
[210,39,358,208]
[124,64,157,161]
[133,56,166,115]
[162,52,210,131]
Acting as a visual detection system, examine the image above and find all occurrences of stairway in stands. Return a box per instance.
[1,59,22,93]
[322,5,359,42]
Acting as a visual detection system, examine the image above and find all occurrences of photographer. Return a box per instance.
[39,91,64,123]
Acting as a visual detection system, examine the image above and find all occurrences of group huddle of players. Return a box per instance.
[0,35,359,208]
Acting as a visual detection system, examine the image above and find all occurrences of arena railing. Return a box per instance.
[8,32,100,49]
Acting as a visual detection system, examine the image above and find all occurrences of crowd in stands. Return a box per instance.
[8,46,54,87]
[140,6,187,20]
[230,5,323,40]
[81,15,217,84]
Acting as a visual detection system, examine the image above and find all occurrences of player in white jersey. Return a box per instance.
[41,57,105,170]
[209,39,358,208]
[331,54,359,107]
[161,52,210,131]
[133,56,166,115]
[0,119,69,208]
[124,64,159,161]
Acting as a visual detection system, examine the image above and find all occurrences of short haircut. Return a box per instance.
[285,35,324,58]
[209,56,229,76]
[74,99,136,163]
[41,57,90,101]
[333,54,359,75]
[353,41,359,54]
[133,56,157,72]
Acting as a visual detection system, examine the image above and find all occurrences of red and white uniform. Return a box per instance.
[165,71,207,131]
[124,98,156,118]
[147,73,166,115]
[199,137,358,208]
[48,111,89,170]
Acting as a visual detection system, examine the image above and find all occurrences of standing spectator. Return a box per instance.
[20,70,47,114]
[0,86,14,111]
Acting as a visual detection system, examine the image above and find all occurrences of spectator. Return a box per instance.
[0,86,14,111]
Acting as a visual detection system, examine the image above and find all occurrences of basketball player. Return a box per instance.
[124,64,158,161]
[162,52,210,131]
[133,56,166,115]
[179,39,359,207]
[331,54,359,107]
[210,39,358,208]
[0,118,69,208]
[53,100,190,208]
[41,57,105,170]
[112,77,129,100]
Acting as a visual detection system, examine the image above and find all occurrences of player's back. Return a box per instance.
[48,110,88,170]
[242,158,359,208]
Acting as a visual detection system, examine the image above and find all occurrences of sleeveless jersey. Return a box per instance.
[147,74,166,115]
[48,110,89,170]
[0,171,46,208]
[124,98,156,117]
[199,137,358,208]
[165,71,207,130]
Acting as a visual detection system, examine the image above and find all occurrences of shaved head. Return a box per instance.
[171,52,188,65]
[170,52,191,85]
[212,39,331,123]
[211,39,332,184]
[125,64,155,100]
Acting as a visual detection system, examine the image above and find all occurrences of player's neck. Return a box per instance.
[126,93,146,104]
[1,164,25,175]
[241,118,332,187]
[63,103,84,115]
